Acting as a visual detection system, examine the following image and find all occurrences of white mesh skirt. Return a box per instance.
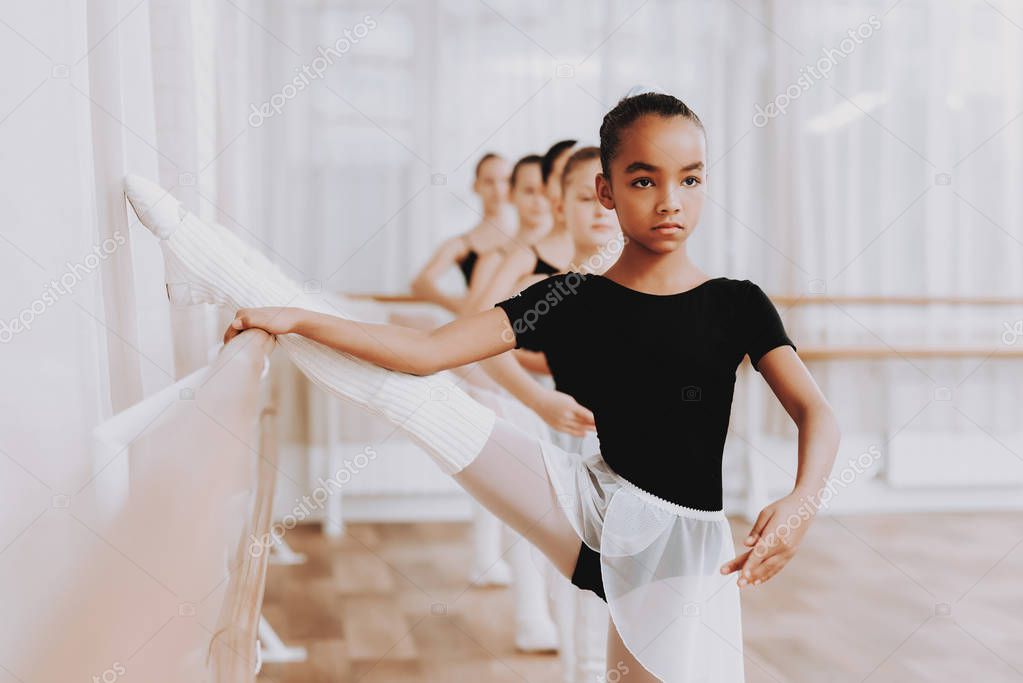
[540,432,746,682]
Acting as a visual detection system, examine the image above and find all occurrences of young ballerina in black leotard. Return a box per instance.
[410,152,517,312]
[134,90,840,682]
[459,154,554,303]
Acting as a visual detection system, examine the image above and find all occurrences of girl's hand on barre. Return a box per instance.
[719,492,815,589]
[533,389,596,437]
[223,307,303,344]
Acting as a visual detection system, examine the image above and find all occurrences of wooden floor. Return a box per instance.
[257,511,1023,682]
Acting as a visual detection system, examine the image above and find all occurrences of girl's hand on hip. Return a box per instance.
[719,492,816,588]
[535,389,596,437]
[224,307,302,344]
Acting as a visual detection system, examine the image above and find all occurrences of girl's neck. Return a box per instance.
[606,242,703,286]
[571,238,621,275]
[480,202,507,222]
[476,206,511,234]
[546,217,569,237]
[482,200,507,218]
[517,217,552,243]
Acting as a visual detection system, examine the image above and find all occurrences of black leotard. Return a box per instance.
[456,249,479,284]
[530,244,560,276]
[495,271,796,512]
[454,235,480,285]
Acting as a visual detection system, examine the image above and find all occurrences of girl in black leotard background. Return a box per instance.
[413,153,552,314]
[463,140,579,313]
[459,155,553,292]
[410,152,516,312]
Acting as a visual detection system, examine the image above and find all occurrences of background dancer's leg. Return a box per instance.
[465,384,562,649]
[573,588,611,681]
[506,525,559,651]
[469,500,513,586]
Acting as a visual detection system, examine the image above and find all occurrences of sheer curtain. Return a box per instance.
[759,0,1023,493]
[232,0,1014,490]
[239,0,1023,498]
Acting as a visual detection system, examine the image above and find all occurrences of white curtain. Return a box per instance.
[236,0,1023,491]
[2,0,1020,530]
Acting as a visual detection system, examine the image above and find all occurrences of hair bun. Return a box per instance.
[624,82,669,98]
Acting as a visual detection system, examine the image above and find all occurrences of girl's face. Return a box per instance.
[474,156,511,211]
[596,115,706,255]
[559,158,620,251]
[511,163,551,227]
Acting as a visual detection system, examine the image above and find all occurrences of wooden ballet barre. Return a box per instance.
[773,293,1023,307]
[81,329,278,683]
[786,345,1023,360]
[349,292,1023,307]
[345,292,428,303]
[209,329,283,681]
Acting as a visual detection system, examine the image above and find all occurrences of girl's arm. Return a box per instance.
[225,305,514,376]
[410,236,470,313]
[719,347,841,588]
[473,271,592,433]
[476,342,594,435]
[225,304,593,433]
[514,349,551,374]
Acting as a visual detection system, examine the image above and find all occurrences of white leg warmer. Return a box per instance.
[125,175,495,473]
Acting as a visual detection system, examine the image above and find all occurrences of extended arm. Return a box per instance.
[225,305,514,376]
[513,349,551,374]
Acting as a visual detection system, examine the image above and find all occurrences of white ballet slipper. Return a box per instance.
[514,616,559,653]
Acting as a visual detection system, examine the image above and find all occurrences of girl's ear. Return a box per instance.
[596,173,614,210]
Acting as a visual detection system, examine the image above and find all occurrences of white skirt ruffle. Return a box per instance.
[540,432,746,682]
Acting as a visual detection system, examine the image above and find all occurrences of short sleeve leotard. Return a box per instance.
[494,271,796,512]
